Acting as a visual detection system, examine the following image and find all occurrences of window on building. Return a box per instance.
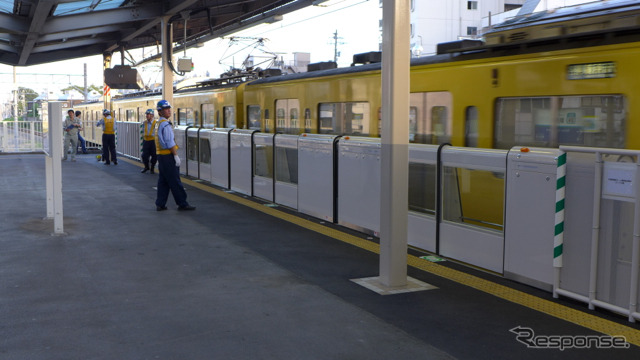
[467,1,478,10]
[467,27,478,36]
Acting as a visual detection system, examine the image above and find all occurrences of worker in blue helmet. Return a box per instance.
[154,100,195,211]
[140,108,157,174]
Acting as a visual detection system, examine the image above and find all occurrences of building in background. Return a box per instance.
[406,0,599,57]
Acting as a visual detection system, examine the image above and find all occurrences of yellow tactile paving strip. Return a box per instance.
[123,158,640,346]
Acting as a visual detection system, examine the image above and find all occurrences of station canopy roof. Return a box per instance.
[0,0,320,66]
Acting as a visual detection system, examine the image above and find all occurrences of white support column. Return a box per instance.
[379,0,410,287]
[161,16,174,106]
[352,0,435,295]
[46,102,65,235]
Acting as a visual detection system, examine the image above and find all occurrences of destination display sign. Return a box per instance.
[567,62,616,80]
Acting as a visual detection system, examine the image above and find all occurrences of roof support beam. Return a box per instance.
[106,0,201,52]
[19,0,57,65]
[38,25,125,43]
[43,6,162,34]
[0,13,29,34]
[32,37,118,53]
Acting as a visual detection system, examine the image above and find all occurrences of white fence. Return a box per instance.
[0,121,45,153]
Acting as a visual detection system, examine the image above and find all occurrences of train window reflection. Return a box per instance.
[224,106,236,128]
[275,99,301,134]
[442,167,504,231]
[304,108,312,133]
[318,102,370,135]
[465,106,478,147]
[494,95,626,149]
[202,104,215,128]
[409,92,452,144]
[199,138,211,164]
[178,108,195,126]
[408,162,436,215]
[247,105,261,130]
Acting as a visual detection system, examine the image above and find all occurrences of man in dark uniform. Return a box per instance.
[140,108,157,174]
[154,100,195,211]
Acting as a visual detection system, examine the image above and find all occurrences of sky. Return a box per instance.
[0,0,380,100]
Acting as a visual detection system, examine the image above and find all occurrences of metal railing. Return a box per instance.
[0,121,45,153]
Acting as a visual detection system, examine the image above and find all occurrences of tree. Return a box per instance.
[61,84,103,97]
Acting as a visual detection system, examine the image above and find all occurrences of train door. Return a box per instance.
[275,99,300,134]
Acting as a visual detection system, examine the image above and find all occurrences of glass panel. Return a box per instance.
[345,103,370,135]
[319,103,337,134]
[224,106,236,128]
[254,144,273,178]
[202,104,215,128]
[318,102,369,135]
[178,108,195,126]
[290,108,299,134]
[304,108,312,133]
[276,147,298,184]
[465,106,478,147]
[408,162,436,215]
[431,106,448,144]
[409,107,418,143]
[187,136,197,161]
[265,109,271,133]
[494,95,626,149]
[247,105,261,130]
[276,107,286,131]
[199,138,211,164]
[410,92,452,144]
[442,167,504,231]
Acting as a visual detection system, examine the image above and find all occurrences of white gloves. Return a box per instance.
[174,154,181,167]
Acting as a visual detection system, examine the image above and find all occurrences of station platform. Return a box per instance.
[1,153,639,359]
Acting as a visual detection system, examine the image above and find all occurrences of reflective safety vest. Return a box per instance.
[143,120,156,141]
[103,116,115,135]
[155,119,174,155]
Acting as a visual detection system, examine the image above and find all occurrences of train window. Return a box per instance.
[409,107,418,142]
[276,147,298,185]
[304,108,312,133]
[247,105,262,130]
[409,91,452,144]
[318,102,370,135]
[465,106,478,147]
[494,95,626,149]
[442,167,504,232]
[202,104,215,128]
[178,108,195,126]
[224,107,236,128]
[275,99,301,134]
[126,109,135,122]
[264,109,271,132]
[408,162,436,216]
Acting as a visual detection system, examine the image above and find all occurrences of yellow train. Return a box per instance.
[74,1,640,236]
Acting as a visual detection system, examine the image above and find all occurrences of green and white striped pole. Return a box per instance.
[553,151,567,298]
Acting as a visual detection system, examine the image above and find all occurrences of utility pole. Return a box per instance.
[84,63,88,101]
[332,30,344,63]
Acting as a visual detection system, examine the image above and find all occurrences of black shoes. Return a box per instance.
[141,168,149,173]
[113,161,118,165]
[156,206,168,211]
[104,162,110,165]
[177,205,196,211]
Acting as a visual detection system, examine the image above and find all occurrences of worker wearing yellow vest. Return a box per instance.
[96,109,117,165]
[154,100,195,211]
[140,108,157,174]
